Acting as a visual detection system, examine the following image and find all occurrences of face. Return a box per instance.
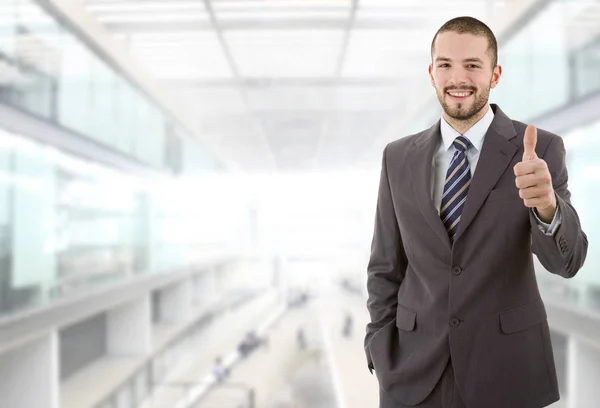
[428,31,501,121]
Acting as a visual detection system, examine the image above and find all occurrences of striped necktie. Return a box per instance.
[440,135,472,242]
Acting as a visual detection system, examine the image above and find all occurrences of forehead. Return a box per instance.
[433,31,491,61]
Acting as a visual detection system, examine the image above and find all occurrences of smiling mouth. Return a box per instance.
[446,90,474,100]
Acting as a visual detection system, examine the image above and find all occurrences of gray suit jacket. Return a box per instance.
[365,104,588,408]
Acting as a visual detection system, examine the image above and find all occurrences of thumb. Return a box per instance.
[523,124,538,161]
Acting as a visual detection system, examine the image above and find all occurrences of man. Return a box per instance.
[364,16,588,408]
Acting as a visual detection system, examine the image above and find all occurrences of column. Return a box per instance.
[567,336,600,408]
[159,279,192,323]
[0,332,59,408]
[107,295,151,355]
[193,269,216,306]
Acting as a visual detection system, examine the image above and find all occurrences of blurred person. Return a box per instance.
[296,326,307,350]
[238,330,261,357]
[342,312,353,338]
[212,356,228,383]
[364,16,588,408]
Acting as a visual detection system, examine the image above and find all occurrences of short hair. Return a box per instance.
[431,16,498,67]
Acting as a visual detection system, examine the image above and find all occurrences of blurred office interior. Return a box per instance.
[0,0,599,407]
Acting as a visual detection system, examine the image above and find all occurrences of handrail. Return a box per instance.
[159,381,255,408]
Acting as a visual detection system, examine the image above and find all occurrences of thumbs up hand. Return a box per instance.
[513,125,557,223]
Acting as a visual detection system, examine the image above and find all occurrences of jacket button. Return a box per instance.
[450,318,460,327]
[451,266,462,275]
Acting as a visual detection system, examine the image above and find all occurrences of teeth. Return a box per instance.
[448,91,472,97]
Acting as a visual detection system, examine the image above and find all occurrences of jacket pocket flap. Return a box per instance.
[500,299,547,334]
[396,305,416,331]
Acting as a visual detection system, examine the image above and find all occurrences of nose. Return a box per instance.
[448,77,468,88]
[448,68,469,88]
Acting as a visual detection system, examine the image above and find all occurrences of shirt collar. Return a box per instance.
[439,104,494,152]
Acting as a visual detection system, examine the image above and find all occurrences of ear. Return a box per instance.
[490,65,502,89]
[428,64,435,87]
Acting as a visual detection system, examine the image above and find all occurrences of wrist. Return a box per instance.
[536,196,557,223]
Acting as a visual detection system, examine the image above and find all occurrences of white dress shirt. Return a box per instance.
[430,105,560,235]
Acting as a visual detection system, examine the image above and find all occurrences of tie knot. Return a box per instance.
[453,136,471,153]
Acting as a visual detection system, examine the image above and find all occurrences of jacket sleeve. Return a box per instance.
[364,144,408,373]
[529,135,588,278]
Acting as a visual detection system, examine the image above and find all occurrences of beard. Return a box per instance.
[437,85,490,121]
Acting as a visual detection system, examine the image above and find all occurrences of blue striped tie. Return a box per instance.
[440,136,472,242]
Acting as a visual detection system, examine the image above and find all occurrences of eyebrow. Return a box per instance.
[435,57,484,64]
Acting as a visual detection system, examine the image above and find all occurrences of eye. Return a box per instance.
[439,63,449,68]
[467,64,481,69]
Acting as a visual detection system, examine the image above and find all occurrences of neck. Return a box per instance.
[443,104,490,135]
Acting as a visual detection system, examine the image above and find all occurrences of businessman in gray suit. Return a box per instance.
[364,16,588,408]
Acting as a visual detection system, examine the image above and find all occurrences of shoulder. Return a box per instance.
[383,130,426,159]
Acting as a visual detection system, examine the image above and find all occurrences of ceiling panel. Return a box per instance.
[166,85,248,115]
[128,31,234,79]
[342,29,431,77]
[245,86,334,112]
[332,83,417,111]
[211,0,352,11]
[86,0,209,23]
[86,1,206,13]
[243,84,413,112]
[225,29,345,77]
[216,10,350,21]
[96,13,209,23]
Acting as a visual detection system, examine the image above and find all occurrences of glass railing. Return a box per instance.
[0,0,235,317]
[571,33,600,100]
[0,0,215,173]
[0,125,242,317]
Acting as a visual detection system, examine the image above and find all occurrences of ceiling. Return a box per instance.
[80,0,540,172]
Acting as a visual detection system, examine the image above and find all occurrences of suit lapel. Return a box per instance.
[407,121,452,249]
[453,104,519,242]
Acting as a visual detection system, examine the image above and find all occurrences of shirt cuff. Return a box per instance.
[532,205,561,236]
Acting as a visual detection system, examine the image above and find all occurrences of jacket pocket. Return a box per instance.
[396,305,416,331]
[500,298,547,334]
